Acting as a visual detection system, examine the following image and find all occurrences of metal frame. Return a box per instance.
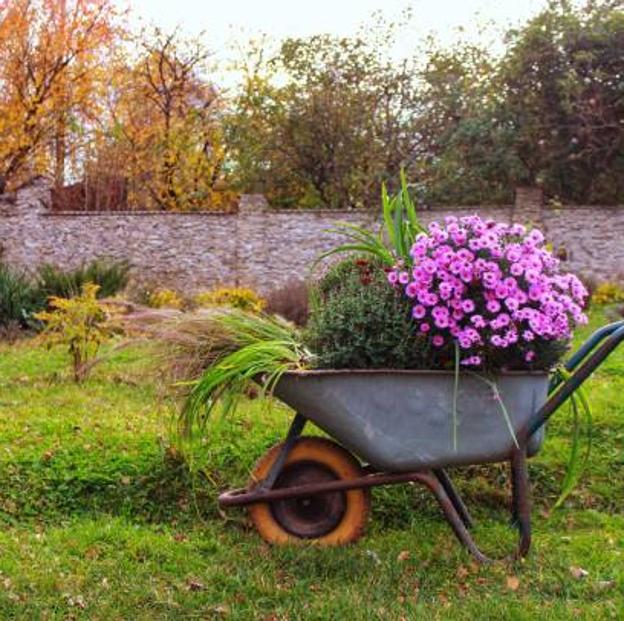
[218,320,624,563]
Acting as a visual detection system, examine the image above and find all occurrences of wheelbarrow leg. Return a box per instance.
[257,413,307,491]
[510,449,532,557]
[432,468,474,529]
[421,472,489,563]
[420,451,532,563]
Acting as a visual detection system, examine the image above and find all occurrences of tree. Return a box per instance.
[93,28,231,211]
[496,0,624,203]
[409,41,520,205]
[0,0,120,191]
[227,29,423,209]
[408,0,624,205]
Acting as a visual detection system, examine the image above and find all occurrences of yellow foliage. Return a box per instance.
[94,29,234,212]
[34,283,118,382]
[591,282,624,306]
[194,287,266,313]
[0,0,120,187]
[146,289,184,310]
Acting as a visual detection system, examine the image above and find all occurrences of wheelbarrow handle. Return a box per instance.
[524,321,624,439]
[561,319,624,377]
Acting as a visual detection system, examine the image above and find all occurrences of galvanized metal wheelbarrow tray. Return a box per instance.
[219,320,624,562]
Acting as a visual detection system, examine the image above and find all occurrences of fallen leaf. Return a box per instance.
[187,578,204,591]
[67,594,86,609]
[506,575,520,591]
[365,549,381,565]
[569,566,589,579]
[211,605,229,616]
[456,565,469,580]
[84,546,100,560]
[397,550,410,562]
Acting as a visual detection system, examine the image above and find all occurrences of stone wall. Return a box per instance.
[1,178,622,294]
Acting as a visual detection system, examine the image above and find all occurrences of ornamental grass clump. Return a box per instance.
[387,215,589,371]
[178,310,313,436]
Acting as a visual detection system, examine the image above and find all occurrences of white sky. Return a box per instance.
[117,0,552,84]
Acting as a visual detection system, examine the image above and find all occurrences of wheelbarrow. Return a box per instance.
[219,320,624,562]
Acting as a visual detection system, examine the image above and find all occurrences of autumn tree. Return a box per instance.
[92,28,231,211]
[0,0,121,192]
[409,41,519,205]
[414,0,624,205]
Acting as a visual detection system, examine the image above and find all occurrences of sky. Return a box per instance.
[119,0,552,61]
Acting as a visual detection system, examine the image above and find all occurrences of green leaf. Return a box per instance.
[552,368,593,509]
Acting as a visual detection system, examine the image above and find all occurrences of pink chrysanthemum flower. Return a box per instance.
[387,215,588,368]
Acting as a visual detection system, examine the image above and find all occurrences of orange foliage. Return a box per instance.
[90,29,235,211]
[0,0,122,191]
[0,5,232,210]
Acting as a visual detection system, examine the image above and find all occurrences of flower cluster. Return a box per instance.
[387,215,588,367]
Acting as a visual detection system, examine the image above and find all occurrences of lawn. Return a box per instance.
[0,307,622,619]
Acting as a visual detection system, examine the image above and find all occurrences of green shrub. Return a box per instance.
[34,283,119,383]
[305,258,428,369]
[0,263,39,329]
[36,259,131,303]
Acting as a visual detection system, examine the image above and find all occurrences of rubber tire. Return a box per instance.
[248,437,370,546]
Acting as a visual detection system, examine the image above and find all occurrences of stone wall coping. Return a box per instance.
[541,204,624,211]
[4,202,624,218]
[41,210,237,217]
[34,205,517,218]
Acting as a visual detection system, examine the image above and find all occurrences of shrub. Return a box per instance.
[194,287,266,313]
[146,288,184,310]
[34,283,118,382]
[305,258,428,369]
[265,280,309,326]
[0,263,40,329]
[591,282,624,306]
[36,259,131,303]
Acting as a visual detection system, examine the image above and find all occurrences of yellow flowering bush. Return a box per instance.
[591,282,624,306]
[34,283,118,383]
[194,287,266,313]
[146,288,184,309]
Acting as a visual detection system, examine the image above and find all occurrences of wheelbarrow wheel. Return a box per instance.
[248,437,370,546]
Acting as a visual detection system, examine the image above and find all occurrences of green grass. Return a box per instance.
[0,308,622,619]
